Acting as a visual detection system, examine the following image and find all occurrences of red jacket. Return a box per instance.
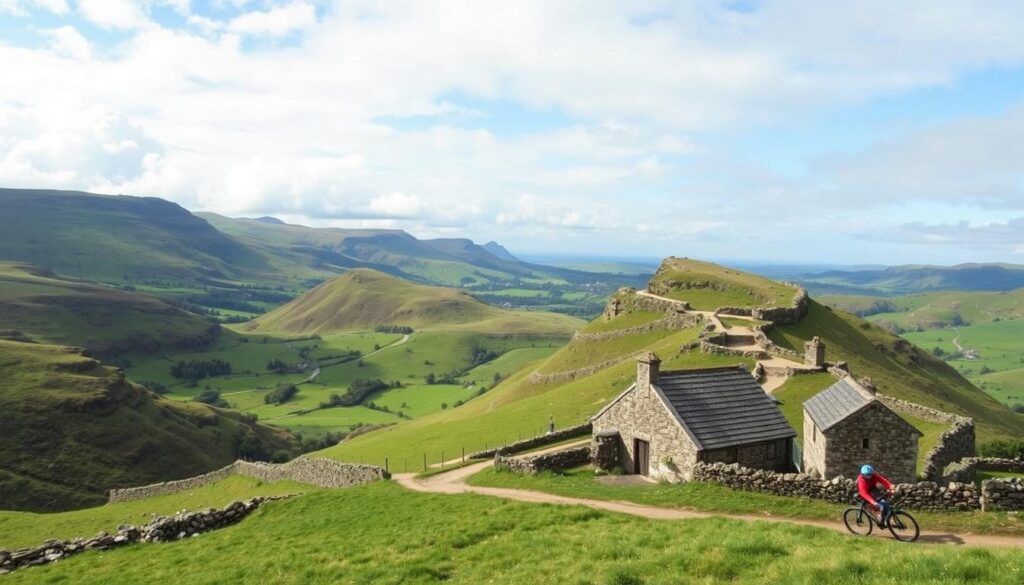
[857,473,893,506]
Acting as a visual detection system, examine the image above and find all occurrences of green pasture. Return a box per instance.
[0,475,313,550]
[10,481,1024,584]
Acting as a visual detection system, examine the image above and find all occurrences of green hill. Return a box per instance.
[0,188,269,284]
[648,256,797,309]
[245,269,583,336]
[0,339,297,512]
[0,262,218,356]
[322,258,1024,467]
[822,290,1024,409]
[803,263,1024,294]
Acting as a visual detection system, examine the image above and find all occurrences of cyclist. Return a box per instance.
[857,464,893,523]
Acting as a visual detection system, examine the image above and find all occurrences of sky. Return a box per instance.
[1,1,1023,265]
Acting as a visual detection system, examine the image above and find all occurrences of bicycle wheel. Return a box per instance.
[887,511,920,543]
[843,508,873,536]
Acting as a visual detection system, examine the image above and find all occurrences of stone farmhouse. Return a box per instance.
[591,353,796,482]
[802,377,921,484]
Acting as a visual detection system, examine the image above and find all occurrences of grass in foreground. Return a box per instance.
[0,476,314,550]
[467,467,1024,538]
[8,481,1024,585]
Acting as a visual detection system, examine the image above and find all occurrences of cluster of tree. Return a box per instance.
[295,431,346,454]
[469,345,499,366]
[139,380,170,394]
[193,389,228,408]
[264,383,299,405]
[170,358,232,379]
[424,372,459,385]
[266,358,291,373]
[374,325,414,334]
[318,378,402,409]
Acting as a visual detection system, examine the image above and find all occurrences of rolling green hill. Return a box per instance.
[822,290,1024,409]
[245,269,583,336]
[0,339,297,512]
[802,263,1024,294]
[0,262,218,356]
[324,258,1024,467]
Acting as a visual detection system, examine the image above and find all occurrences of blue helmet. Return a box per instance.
[861,464,874,476]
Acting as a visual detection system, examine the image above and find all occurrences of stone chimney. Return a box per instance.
[804,336,826,367]
[637,352,661,393]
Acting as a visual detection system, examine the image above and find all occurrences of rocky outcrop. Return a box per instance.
[108,457,388,503]
[467,423,592,459]
[0,496,290,575]
[495,447,592,474]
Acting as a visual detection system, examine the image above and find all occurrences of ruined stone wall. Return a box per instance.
[818,402,919,484]
[872,393,975,483]
[591,384,698,481]
[494,446,592,474]
[752,288,809,325]
[108,457,388,503]
[1,496,290,575]
[943,457,1024,484]
[693,462,981,512]
[698,339,768,359]
[467,423,592,459]
[572,313,701,343]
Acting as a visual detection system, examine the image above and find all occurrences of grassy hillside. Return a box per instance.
[0,475,313,550]
[823,290,1024,409]
[767,300,1023,442]
[0,340,296,512]
[0,189,269,284]
[245,269,583,336]
[9,481,1024,584]
[648,257,797,309]
[0,262,217,355]
[327,261,1023,468]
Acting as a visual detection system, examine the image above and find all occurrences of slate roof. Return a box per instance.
[803,378,873,432]
[656,366,796,451]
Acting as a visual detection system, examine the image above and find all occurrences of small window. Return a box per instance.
[767,442,777,460]
[812,425,817,443]
[862,438,870,449]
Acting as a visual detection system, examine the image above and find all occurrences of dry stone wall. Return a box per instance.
[109,457,388,503]
[494,446,592,474]
[467,423,592,459]
[0,496,289,575]
[982,478,1024,511]
[693,462,982,511]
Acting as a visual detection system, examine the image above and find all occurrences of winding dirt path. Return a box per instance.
[394,457,1024,549]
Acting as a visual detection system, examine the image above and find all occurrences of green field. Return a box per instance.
[8,481,1024,584]
[0,475,313,550]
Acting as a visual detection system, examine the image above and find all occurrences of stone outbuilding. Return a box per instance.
[591,353,797,482]
[802,378,921,483]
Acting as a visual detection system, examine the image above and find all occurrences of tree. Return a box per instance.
[425,372,436,385]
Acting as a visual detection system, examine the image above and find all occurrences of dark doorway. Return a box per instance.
[633,439,650,476]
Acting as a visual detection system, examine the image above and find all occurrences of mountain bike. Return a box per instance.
[843,495,919,542]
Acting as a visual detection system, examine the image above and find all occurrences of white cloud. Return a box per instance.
[0,0,68,15]
[368,192,421,218]
[43,25,92,60]
[228,2,316,38]
[77,0,148,30]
